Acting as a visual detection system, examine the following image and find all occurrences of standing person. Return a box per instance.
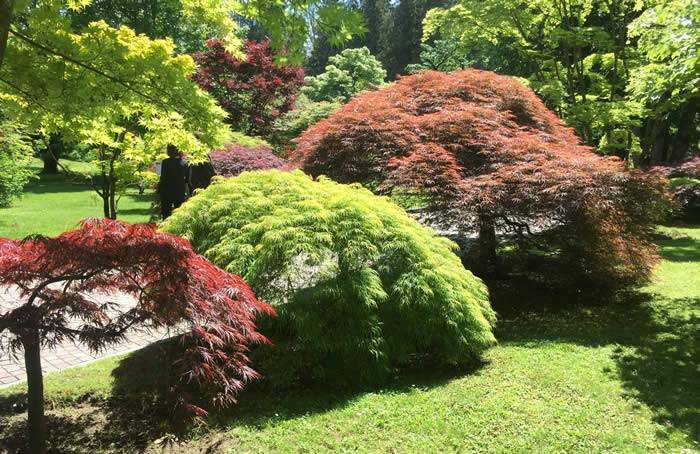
[158,144,189,219]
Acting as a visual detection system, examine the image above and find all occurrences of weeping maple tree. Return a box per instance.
[162,170,496,386]
[0,219,273,454]
[293,70,670,285]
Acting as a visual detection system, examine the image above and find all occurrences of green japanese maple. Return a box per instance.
[0,0,365,218]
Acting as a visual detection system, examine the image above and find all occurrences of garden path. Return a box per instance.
[0,286,176,387]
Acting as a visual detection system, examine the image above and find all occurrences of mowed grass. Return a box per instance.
[0,159,155,238]
[0,226,698,452]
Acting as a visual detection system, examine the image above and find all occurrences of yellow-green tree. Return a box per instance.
[0,0,365,218]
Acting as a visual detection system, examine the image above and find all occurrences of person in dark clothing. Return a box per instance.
[158,145,190,219]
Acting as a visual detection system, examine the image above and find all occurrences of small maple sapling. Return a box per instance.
[0,219,273,453]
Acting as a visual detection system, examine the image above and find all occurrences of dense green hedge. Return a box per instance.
[162,170,496,384]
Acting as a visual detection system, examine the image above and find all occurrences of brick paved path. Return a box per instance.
[0,286,176,387]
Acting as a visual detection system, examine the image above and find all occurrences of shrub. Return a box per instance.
[162,170,496,385]
[209,144,286,178]
[653,156,700,219]
[270,94,341,153]
[192,39,305,136]
[292,70,670,286]
[302,47,386,103]
[0,219,273,451]
[0,120,35,207]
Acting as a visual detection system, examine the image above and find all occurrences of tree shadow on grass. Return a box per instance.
[489,274,699,444]
[0,339,484,452]
[656,235,700,262]
[21,178,91,195]
[117,207,155,217]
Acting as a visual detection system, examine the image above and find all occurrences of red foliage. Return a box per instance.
[651,156,700,218]
[0,219,274,413]
[209,143,286,178]
[292,70,670,285]
[192,39,305,136]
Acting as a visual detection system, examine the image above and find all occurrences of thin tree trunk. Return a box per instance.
[0,0,14,69]
[22,331,46,454]
[478,216,498,274]
[108,152,118,219]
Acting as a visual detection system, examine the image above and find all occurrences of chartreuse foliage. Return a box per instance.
[162,170,496,384]
[0,119,34,207]
[303,47,387,102]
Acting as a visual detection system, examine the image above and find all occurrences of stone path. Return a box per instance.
[0,287,176,388]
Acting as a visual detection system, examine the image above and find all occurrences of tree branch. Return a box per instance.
[9,27,173,112]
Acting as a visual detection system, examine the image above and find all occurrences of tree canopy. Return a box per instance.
[192,39,305,137]
[293,70,670,285]
[421,0,699,164]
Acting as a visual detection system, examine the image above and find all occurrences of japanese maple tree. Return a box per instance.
[192,39,305,137]
[209,143,287,178]
[0,219,273,453]
[293,70,670,286]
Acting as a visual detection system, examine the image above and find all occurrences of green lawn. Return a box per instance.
[0,159,156,238]
[0,225,697,452]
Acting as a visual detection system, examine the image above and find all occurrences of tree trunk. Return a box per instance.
[0,0,14,69]
[108,178,117,219]
[42,134,62,174]
[22,330,46,454]
[669,103,699,163]
[477,216,498,274]
[642,119,669,165]
[42,154,59,174]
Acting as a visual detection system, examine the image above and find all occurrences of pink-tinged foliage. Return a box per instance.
[651,156,700,218]
[192,39,305,136]
[0,219,274,414]
[652,156,700,179]
[293,70,670,285]
[209,144,286,178]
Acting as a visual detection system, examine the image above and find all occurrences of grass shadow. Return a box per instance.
[488,274,699,443]
[1,338,484,452]
[210,359,485,434]
[656,235,700,262]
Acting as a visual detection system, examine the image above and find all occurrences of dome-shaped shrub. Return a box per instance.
[162,170,496,384]
[209,143,286,178]
[190,143,286,191]
[292,70,669,286]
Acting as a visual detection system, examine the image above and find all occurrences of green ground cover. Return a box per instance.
[0,159,155,238]
[0,222,697,452]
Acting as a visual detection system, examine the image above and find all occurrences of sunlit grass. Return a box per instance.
[0,224,697,452]
[0,159,155,239]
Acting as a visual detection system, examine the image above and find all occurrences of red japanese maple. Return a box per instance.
[652,156,700,218]
[292,70,669,285]
[192,39,305,136]
[209,143,286,178]
[0,219,274,452]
